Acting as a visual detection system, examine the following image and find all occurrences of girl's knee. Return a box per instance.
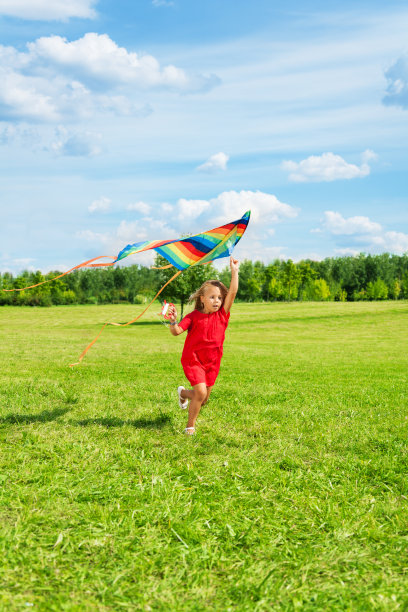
[202,387,213,406]
[193,385,207,403]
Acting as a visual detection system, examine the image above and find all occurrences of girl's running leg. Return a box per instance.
[187,383,207,429]
[202,386,213,406]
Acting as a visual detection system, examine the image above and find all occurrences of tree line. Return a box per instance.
[1,252,408,309]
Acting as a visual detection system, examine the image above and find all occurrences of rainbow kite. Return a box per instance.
[116,210,250,269]
[3,210,251,364]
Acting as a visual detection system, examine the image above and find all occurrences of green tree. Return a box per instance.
[281,260,301,301]
[304,278,331,301]
[268,276,284,300]
[390,279,401,300]
[366,279,388,300]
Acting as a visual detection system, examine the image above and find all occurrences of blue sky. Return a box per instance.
[1,0,408,274]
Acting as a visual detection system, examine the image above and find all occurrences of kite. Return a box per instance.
[3,210,251,364]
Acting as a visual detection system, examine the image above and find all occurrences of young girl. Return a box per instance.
[168,257,239,435]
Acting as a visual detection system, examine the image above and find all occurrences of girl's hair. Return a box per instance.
[189,280,228,311]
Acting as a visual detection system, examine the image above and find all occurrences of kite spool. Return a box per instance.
[160,300,175,320]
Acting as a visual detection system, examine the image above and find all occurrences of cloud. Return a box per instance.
[322,211,382,235]
[0,0,97,20]
[361,149,378,164]
[152,0,174,6]
[206,190,298,227]
[317,211,408,255]
[27,33,219,92]
[281,151,375,182]
[371,231,408,253]
[0,33,219,122]
[27,33,192,90]
[334,247,360,256]
[88,196,111,213]
[51,127,102,156]
[0,123,39,146]
[127,201,151,215]
[161,203,174,214]
[77,218,177,264]
[383,54,408,109]
[176,190,298,231]
[196,152,229,173]
[177,198,211,220]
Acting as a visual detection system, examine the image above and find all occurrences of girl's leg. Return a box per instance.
[180,387,194,401]
[202,386,213,406]
[181,385,213,404]
[187,383,207,429]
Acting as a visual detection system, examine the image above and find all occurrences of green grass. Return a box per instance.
[0,301,407,611]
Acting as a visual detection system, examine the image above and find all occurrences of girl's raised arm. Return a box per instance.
[223,257,239,313]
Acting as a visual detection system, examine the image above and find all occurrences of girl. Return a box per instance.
[168,257,239,435]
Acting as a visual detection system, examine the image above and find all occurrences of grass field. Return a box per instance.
[0,301,407,611]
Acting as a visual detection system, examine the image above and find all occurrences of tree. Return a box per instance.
[304,278,331,301]
[280,260,301,301]
[366,279,388,300]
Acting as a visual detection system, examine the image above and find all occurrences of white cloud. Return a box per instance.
[361,149,378,164]
[0,33,219,123]
[204,190,298,227]
[177,198,211,220]
[51,127,102,156]
[161,202,174,214]
[334,247,360,256]
[127,201,151,215]
[372,231,408,253]
[323,211,382,235]
[0,124,38,145]
[281,151,375,182]
[27,33,191,90]
[197,152,229,173]
[13,257,35,267]
[0,0,97,20]
[318,211,408,255]
[152,0,174,6]
[234,242,287,264]
[88,196,111,213]
[174,191,298,251]
[383,54,408,109]
[77,218,177,264]
[27,33,218,92]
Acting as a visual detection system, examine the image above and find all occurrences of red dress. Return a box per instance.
[178,306,230,387]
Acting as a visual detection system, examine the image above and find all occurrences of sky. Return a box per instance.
[1,0,408,274]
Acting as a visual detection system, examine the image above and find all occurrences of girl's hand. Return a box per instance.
[230,257,239,272]
[168,304,178,322]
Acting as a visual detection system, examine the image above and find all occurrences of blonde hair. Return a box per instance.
[189,280,228,311]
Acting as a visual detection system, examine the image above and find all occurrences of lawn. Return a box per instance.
[0,301,407,610]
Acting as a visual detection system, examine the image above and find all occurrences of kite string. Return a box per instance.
[69,269,182,367]
[1,255,116,292]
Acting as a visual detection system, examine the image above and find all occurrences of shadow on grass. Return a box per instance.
[100,321,162,327]
[72,414,171,430]
[0,407,70,425]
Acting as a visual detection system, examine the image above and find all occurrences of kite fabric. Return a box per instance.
[115,210,251,270]
[3,210,251,365]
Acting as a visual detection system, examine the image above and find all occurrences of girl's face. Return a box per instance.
[200,285,223,313]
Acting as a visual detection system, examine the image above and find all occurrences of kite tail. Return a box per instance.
[69,269,182,367]
[1,256,116,292]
